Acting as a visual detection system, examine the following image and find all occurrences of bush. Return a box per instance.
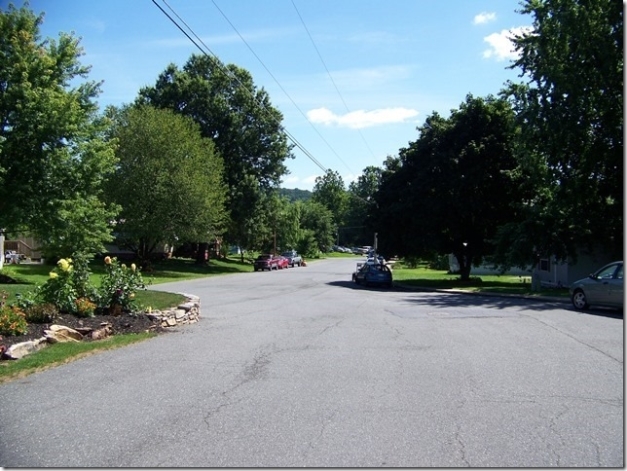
[17,251,102,316]
[98,256,148,313]
[428,254,450,271]
[74,297,96,318]
[0,305,28,336]
[24,303,59,324]
[36,257,79,314]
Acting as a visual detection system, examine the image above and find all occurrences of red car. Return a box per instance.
[276,256,289,269]
[253,254,279,271]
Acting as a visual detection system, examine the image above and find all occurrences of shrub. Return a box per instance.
[74,297,96,318]
[70,252,99,301]
[24,303,59,324]
[98,256,148,313]
[428,254,450,271]
[36,257,79,314]
[0,305,28,336]
[18,251,99,315]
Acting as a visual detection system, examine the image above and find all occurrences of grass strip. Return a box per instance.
[0,332,155,384]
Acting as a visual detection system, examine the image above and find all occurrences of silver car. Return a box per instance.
[569,261,623,310]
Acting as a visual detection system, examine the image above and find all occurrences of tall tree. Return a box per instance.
[299,200,336,255]
[311,169,348,227]
[106,105,227,261]
[373,95,521,280]
[136,54,293,250]
[345,166,383,246]
[0,3,118,257]
[500,0,623,264]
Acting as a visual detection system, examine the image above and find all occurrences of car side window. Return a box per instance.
[615,265,623,280]
[597,265,617,279]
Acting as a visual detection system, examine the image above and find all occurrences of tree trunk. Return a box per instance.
[454,251,472,281]
[195,242,209,265]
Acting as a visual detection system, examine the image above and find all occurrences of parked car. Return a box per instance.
[253,254,279,271]
[281,250,302,267]
[352,262,393,288]
[276,255,289,270]
[569,261,623,310]
[366,255,386,265]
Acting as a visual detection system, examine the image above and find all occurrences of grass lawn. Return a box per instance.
[0,256,254,308]
[391,262,570,298]
[0,332,156,384]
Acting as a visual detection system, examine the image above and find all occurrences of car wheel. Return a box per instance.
[571,289,589,310]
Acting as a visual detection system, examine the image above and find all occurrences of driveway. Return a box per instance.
[0,257,623,466]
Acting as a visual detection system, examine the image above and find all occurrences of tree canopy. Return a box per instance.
[372,95,521,280]
[136,54,293,250]
[499,0,623,264]
[0,3,118,257]
[312,169,348,227]
[105,105,227,260]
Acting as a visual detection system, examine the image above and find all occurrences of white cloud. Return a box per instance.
[482,26,533,61]
[473,12,496,25]
[307,107,419,129]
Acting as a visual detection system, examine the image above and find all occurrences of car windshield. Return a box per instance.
[257,255,271,260]
[281,252,293,257]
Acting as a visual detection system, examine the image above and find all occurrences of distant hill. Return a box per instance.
[279,187,313,202]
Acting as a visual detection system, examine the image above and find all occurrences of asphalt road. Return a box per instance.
[0,258,623,467]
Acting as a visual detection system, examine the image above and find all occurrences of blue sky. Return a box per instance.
[18,0,531,191]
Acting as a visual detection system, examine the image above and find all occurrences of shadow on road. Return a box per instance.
[327,280,624,319]
[327,280,395,291]
[400,291,624,318]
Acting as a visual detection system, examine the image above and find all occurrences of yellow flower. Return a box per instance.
[129,293,135,299]
[104,256,112,265]
[49,271,58,279]
[131,263,137,272]
[121,263,127,270]
[57,259,70,272]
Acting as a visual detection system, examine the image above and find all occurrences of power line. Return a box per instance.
[291,0,377,162]
[208,0,354,175]
[152,0,327,173]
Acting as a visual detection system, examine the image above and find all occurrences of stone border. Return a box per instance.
[145,293,201,327]
[2,293,201,360]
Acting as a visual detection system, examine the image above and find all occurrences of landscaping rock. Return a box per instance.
[4,337,48,360]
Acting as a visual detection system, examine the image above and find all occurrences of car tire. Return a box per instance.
[571,289,589,310]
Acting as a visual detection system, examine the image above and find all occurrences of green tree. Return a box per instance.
[136,54,292,251]
[372,95,521,280]
[0,4,119,257]
[499,0,623,265]
[299,200,336,255]
[106,105,227,261]
[275,197,303,252]
[344,166,383,246]
[312,169,348,226]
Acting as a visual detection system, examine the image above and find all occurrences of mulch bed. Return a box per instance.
[0,312,170,359]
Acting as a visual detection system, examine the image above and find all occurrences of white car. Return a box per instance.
[569,261,623,310]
